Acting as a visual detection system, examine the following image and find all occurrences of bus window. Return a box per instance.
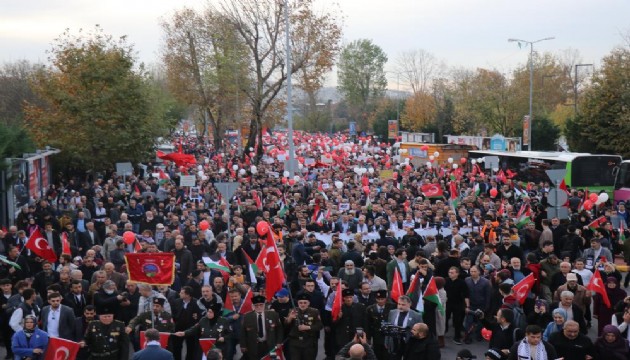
[572,156,619,187]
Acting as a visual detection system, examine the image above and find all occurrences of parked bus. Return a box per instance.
[614,160,630,204]
[468,150,622,197]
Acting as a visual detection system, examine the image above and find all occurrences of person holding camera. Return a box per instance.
[287,293,323,360]
[335,333,377,360]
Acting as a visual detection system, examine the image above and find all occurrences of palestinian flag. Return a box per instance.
[473,183,481,196]
[199,338,216,356]
[423,276,445,315]
[449,181,459,209]
[588,216,607,231]
[620,222,627,243]
[203,256,231,273]
[0,255,21,270]
[222,293,235,315]
[278,201,290,218]
[241,249,259,284]
[514,203,531,228]
[239,288,254,314]
[158,168,170,185]
[262,344,285,360]
[366,195,372,211]
[406,273,421,296]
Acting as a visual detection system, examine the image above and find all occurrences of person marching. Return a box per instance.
[126,297,175,335]
[174,302,232,359]
[81,306,130,360]
[286,293,323,360]
[365,289,396,360]
[240,295,284,360]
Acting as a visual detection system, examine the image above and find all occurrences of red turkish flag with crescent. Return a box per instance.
[587,269,611,308]
[43,337,80,360]
[26,228,57,263]
[391,267,404,303]
[421,183,444,198]
[261,223,285,301]
[512,273,535,305]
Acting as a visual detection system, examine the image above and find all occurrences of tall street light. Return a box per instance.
[285,0,296,177]
[508,37,555,151]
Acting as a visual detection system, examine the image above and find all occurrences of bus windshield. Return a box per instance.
[571,156,620,187]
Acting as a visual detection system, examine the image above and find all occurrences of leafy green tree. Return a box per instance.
[337,39,388,131]
[24,26,174,171]
[369,97,398,140]
[530,116,560,150]
[572,48,630,158]
[564,116,596,152]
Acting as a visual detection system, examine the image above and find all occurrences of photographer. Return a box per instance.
[335,333,377,360]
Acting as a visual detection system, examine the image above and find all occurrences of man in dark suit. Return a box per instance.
[240,295,283,360]
[171,286,203,360]
[31,261,59,302]
[74,305,97,360]
[333,289,366,354]
[63,279,88,317]
[80,221,102,248]
[133,328,174,360]
[40,292,76,340]
[387,295,424,360]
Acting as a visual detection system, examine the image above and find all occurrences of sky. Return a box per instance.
[1,0,628,88]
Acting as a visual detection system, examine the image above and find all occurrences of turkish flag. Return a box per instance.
[125,253,175,285]
[139,331,170,349]
[199,338,216,355]
[391,267,404,303]
[26,229,57,263]
[331,285,343,322]
[43,337,80,360]
[421,184,444,198]
[512,273,535,305]
[259,222,285,301]
[61,232,71,256]
[587,269,611,308]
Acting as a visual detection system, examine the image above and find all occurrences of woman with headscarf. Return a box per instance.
[11,315,49,360]
[174,302,231,357]
[594,276,627,335]
[542,308,566,341]
[595,325,630,360]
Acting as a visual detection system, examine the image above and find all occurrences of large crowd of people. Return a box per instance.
[0,130,629,360]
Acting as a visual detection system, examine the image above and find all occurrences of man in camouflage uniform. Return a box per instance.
[81,306,129,360]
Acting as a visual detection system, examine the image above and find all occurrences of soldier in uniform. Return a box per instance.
[287,293,323,360]
[333,289,366,354]
[81,306,129,360]
[365,289,395,360]
[240,295,283,360]
[174,302,232,358]
[125,297,175,334]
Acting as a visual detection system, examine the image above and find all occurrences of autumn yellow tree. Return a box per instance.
[400,91,436,131]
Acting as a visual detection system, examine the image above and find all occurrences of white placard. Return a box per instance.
[180,175,196,187]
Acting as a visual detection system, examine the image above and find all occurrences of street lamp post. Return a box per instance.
[285,0,296,177]
[508,37,555,151]
[574,63,593,115]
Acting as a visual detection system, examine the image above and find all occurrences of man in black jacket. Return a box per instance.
[403,323,441,360]
[171,286,203,360]
[548,320,595,360]
[444,266,469,345]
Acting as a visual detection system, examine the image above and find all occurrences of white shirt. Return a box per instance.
[47,307,60,337]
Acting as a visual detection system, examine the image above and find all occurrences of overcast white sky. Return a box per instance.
[1,0,628,88]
